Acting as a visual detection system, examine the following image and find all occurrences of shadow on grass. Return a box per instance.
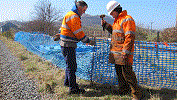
[148,88,177,100]
[80,83,130,97]
[79,82,177,100]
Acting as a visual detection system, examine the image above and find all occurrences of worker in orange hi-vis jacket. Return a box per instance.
[101,1,150,100]
[56,0,95,95]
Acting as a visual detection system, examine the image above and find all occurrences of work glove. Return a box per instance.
[121,54,130,66]
[101,20,112,34]
[89,40,96,46]
[53,34,60,41]
[122,53,128,59]
[101,20,107,31]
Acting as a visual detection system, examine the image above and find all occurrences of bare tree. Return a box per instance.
[33,0,62,36]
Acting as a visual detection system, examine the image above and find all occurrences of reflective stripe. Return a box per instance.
[60,38,79,42]
[60,35,88,43]
[122,49,134,55]
[122,49,130,54]
[111,51,122,54]
[120,18,134,27]
[112,36,124,41]
[111,50,134,55]
[61,24,70,30]
[62,14,79,30]
[125,31,135,35]
[113,29,124,33]
[60,35,79,42]
[66,15,79,23]
[73,28,82,35]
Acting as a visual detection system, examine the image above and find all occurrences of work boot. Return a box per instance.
[64,83,79,87]
[118,88,131,95]
[116,85,131,95]
[132,89,150,100]
[69,88,86,94]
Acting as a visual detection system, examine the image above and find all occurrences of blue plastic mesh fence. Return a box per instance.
[14,31,177,90]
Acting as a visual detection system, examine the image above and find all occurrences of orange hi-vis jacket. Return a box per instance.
[106,10,135,65]
[60,5,89,48]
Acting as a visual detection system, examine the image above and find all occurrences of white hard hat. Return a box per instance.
[106,1,120,15]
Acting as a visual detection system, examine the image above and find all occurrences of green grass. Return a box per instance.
[0,35,176,100]
[25,65,38,72]
[20,55,28,61]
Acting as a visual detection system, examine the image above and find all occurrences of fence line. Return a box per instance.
[14,31,177,90]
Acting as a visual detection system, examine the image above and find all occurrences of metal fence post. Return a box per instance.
[156,31,160,58]
[90,31,96,85]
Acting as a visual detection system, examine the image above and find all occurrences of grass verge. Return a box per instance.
[0,35,176,100]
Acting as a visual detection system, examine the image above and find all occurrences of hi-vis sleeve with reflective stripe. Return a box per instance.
[61,11,89,43]
[121,17,136,55]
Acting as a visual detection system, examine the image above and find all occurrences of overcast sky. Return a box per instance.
[0,0,176,30]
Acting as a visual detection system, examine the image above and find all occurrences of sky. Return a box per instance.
[0,0,176,30]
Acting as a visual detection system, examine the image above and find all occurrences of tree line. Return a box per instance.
[22,0,177,43]
[83,26,177,42]
[2,0,176,43]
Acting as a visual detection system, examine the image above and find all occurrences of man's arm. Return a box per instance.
[121,18,136,58]
[101,20,112,34]
[67,15,95,45]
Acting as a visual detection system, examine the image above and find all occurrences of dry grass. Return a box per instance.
[0,35,176,100]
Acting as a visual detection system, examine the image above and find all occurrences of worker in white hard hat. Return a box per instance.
[101,1,150,100]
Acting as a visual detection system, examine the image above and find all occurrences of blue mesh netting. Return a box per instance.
[14,31,177,90]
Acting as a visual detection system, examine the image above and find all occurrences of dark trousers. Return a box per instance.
[115,64,142,98]
[61,46,78,90]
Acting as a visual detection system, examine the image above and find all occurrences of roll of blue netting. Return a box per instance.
[14,31,177,90]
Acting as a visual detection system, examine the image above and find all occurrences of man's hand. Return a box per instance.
[121,54,129,63]
[101,19,106,26]
[53,34,60,41]
[101,19,108,31]
[121,54,130,65]
[122,54,128,59]
[89,40,96,46]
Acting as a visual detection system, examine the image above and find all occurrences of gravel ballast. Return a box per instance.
[0,40,41,99]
